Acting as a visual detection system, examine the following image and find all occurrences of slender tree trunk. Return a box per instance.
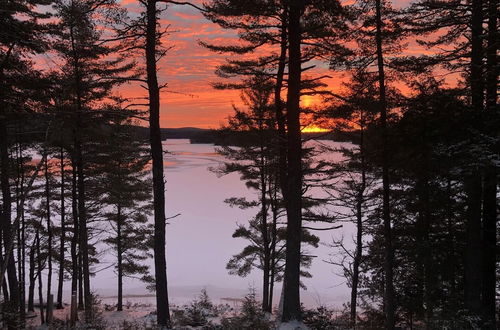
[70,157,79,324]
[464,176,482,317]
[36,229,45,324]
[16,141,26,324]
[269,267,275,311]
[481,0,497,327]
[145,0,171,327]
[272,19,287,314]
[20,145,26,324]
[78,250,84,310]
[28,245,35,312]
[416,176,432,327]
[269,183,279,310]
[259,141,271,312]
[445,178,457,320]
[275,9,288,198]
[481,170,496,329]
[1,281,8,303]
[21,163,26,321]
[15,145,21,316]
[485,0,498,112]
[69,20,91,321]
[415,123,433,327]
[0,231,8,302]
[0,120,20,326]
[57,147,66,309]
[464,0,484,321]
[281,0,303,323]
[271,16,287,314]
[45,152,53,323]
[76,141,91,320]
[262,238,271,313]
[350,128,366,327]
[117,204,123,312]
[374,0,395,328]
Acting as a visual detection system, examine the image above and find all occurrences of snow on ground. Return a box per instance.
[277,321,310,330]
[26,302,156,329]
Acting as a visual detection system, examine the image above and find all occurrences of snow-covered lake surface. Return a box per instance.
[82,139,354,309]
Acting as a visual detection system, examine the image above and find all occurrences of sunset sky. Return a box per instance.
[120,0,241,128]
[121,0,420,129]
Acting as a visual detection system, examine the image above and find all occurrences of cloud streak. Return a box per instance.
[121,0,436,128]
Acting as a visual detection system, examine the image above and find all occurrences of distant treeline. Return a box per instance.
[128,125,357,145]
[16,122,356,145]
[129,126,215,142]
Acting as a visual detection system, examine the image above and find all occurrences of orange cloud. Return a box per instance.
[117,0,455,128]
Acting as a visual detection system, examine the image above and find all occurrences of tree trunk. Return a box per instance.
[57,147,66,309]
[269,267,275,311]
[259,141,271,312]
[262,235,271,313]
[481,0,497,327]
[464,176,483,318]
[415,123,433,327]
[69,20,91,321]
[28,245,35,312]
[20,150,26,324]
[271,15,287,315]
[0,120,20,326]
[374,0,395,328]
[275,9,288,198]
[16,140,26,324]
[36,229,45,325]
[145,0,171,327]
[281,0,303,323]
[464,0,484,321]
[117,204,123,312]
[70,157,79,324]
[269,184,279,310]
[45,151,53,322]
[0,231,8,302]
[485,0,497,112]
[416,177,432,326]
[78,249,84,310]
[76,140,91,321]
[445,178,457,320]
[481,169,496,329]
[350,127,366,327]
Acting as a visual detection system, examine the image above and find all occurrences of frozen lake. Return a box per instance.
[87,139,353,308]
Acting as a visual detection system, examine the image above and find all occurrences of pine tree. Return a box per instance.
[1,0,52,324]
[115,0,174,325]
[144,0,171,326]
[51,0,135,321]
[401,0,498,325]
[321,70,379,327]
[202,1,350,324]
[97,120,154,311]
[214,81,319,312]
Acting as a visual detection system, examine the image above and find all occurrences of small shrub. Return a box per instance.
[198,289,214,311]
[172,289,219,327]
[121,320,153,330]
[302,305,352,330]
[302,306,337,330]
[69,293,107,330]
[220,288,274,330]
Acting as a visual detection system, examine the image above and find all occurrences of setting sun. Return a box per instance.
[301,95,318,108]
[302,125,330,133]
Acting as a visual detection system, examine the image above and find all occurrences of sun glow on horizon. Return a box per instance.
[302,125,331,133]
[301,95,320,108]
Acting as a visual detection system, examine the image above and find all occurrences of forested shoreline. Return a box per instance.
[0,0,498,329]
